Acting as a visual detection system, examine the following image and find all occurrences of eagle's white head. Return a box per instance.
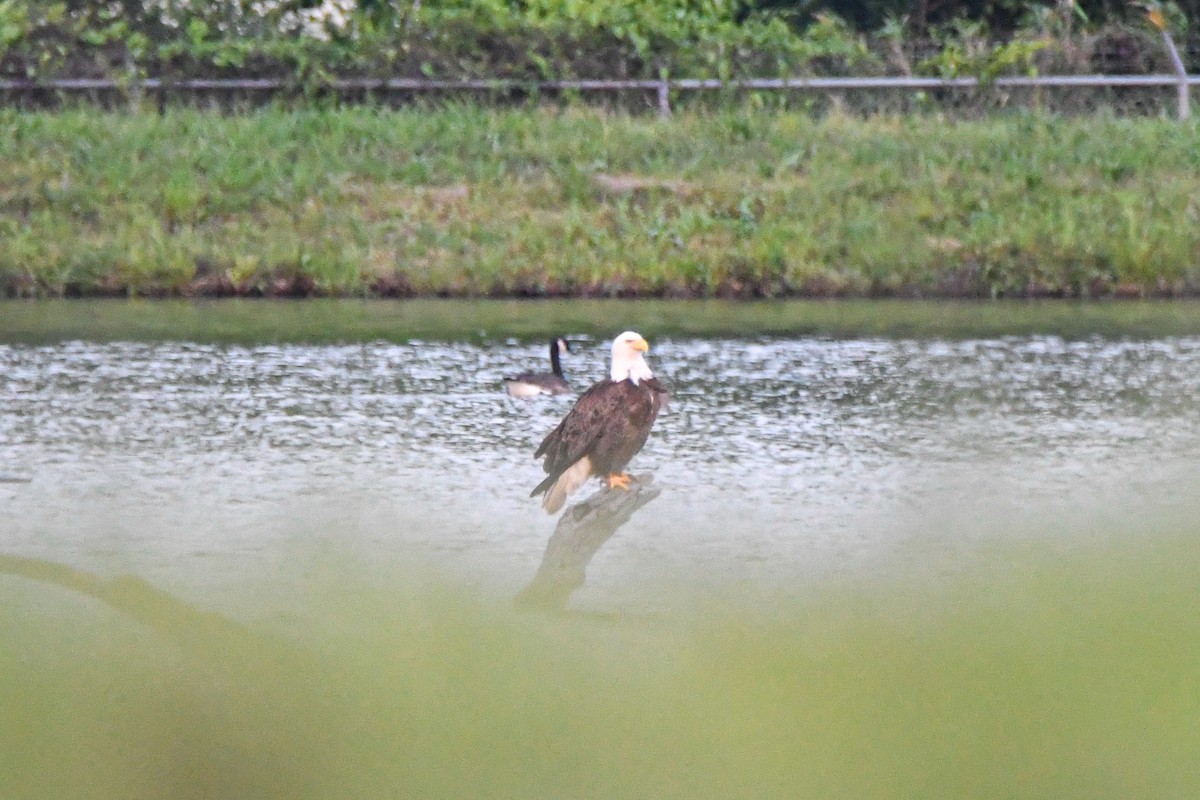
[610,331,653,385]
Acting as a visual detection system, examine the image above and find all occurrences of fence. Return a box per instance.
[1,72,1195,118]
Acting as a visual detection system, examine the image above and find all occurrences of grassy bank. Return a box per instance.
[3,107,1200,300]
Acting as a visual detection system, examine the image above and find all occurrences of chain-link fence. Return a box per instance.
[1,30,1197,117]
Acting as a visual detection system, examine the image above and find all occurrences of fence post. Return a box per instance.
[125,54,143,112]
[657,78,671,117]
[1149,9,1190,120]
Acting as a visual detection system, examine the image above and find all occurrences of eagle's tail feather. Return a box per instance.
[537,456,592,514]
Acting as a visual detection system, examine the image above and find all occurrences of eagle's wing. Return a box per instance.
[532,380,617,487]
[531,378,666,513]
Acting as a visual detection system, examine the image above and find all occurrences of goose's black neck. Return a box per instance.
[549,340,564,377]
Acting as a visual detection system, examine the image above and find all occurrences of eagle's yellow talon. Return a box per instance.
[606,473,632,490]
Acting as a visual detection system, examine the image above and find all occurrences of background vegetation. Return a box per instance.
[0,0,1192,96]
[3,3,1198,299]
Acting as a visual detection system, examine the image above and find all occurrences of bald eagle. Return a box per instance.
[504,337,573,398]
[530,331,667,514]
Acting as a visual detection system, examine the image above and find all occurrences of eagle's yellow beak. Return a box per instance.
[632,337,649,352]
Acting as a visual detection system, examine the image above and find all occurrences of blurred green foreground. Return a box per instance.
[2,522,1197,800]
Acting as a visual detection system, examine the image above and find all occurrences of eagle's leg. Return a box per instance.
[605,473,632,490]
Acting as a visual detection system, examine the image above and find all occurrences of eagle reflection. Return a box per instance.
[516,472,661,610]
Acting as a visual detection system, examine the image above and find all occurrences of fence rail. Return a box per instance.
[2,73,1195,117]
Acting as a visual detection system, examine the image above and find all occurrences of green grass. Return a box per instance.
[2,529,1198,800]
[3,107,1200,299]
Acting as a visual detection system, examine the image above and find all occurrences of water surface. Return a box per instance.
[3,334,1197,610]
[6,298,1200,343]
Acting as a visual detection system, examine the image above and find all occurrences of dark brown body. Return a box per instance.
[530,377,667,501]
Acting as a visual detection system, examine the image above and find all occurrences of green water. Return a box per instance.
[4,298,1200,342]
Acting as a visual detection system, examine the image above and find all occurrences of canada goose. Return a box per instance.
[504,337,573,398]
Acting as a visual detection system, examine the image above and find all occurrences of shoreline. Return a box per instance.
[7,275,1194,302]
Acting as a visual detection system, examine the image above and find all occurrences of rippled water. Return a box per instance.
[3,336,1199,607]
